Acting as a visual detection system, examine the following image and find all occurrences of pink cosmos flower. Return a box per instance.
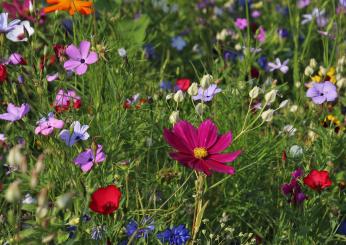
[74,144,106,172]
[163,119,241,175]
[235,18,248,30]
[0,103,29,122]
[256,26,266,43]
[63,41,98,76]
[35,112,64,136]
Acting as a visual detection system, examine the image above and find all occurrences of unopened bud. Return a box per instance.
[278,100,289,109]
[304,66,314,76]
[309,58,317,69]
[187,82,198,96]
[169,111,180,124]
[173,90,184,103]
[7,145,26,171]
[5,180,21,203]
[35,154,45,174]
[319,66,327,76]
[264,90,277,104]
[261,109,274,122]
[200,74,213,89]
[249,86,260,99]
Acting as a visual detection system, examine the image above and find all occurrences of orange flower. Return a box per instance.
[43,0,93,16]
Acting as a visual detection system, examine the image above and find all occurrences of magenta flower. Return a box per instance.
[163,119,241,175]
[306,81,338,104]
[35,112,64,136]
[297,0,310,8]
[281,168,307,205]
[235,18,248,30]
[256,26,266,43]
[63,41,98,76]
[74,144,106,172]
[0,103,29,122]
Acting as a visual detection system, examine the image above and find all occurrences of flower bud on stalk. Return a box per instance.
[249,86,260,99]
[173,90,184,103]
[169,111,180,124]
[5,180,21,203]
[200,74,213,89]
[188,83,198,96]
[196,103,207,115]
[264,90,277,104]
[261,109,274,122]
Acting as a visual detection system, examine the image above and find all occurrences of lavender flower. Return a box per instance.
[192,84,221,102]
[74,144,106,172]
[306,81,338,104]
[126,217,155,239]
[268,58,289,74]
[0,103,30,122]
[0,13,20,33]
[59,121,90,146]
[171,36,186,51]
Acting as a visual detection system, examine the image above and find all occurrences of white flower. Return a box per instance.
[261,109,274,122]
[173,90,184,103]
[249,86,260,99]
[282,125,296,136]
[22,193,36,205]
[117,48,127,57]
[6,21,34,42]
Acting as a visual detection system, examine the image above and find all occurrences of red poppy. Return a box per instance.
[89,185,121,215]
[303,169,332,191]
[176,78,191,91]
[0,65,7,83]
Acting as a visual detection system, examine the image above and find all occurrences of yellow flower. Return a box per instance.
[68,217,80,225]
[311,67,336,83]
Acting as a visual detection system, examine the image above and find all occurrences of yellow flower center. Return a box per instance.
[193,147,208,159]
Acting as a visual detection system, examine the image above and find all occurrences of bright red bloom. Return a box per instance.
[303,169,332,191]
[163,119,241,175]
[89,185,121,215]
[0,65,7,83]
[176,78,191,91]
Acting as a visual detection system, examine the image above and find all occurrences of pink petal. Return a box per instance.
[197,119,218,148]
[163,128,191,154]
[169,152,194,163]
[66,44,81,60]
[208,132,232,154]
[46,72,59,82]
[173,121,198,149]
[79,41,90,59]
[189,159,212,176]
[208,150,242,163]
[86,52,98,64]
[40,127,54,136]
[81,162,93,172]
[49,118,64,128]
[64,60,81,70]
[204,159,235,175]
[75,63,88,75]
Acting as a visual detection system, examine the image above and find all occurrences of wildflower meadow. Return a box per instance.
[1,0,346,244]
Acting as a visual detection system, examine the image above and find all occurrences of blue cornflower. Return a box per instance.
[144,44,156,60]
[81,214,91,222]
[126,217,155,239]
[160,80,172,91]
[171,36,186,51]
[59,121,90,146]
[157,224,190,245]
[337,220,346,235]
[61,19,73,36]
[223,50,239,62]
[91,226,105,240]
[257,56,267,70]
[66,225,77,239]
[278,28,289,38]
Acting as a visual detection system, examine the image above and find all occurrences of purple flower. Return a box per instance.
[63,41,98,76]
[340,0,346,7]
[0,103,30,122]
[171,36,186,51]
[297,0,310,9]
[306,81,338,104]
[281,169,307,205]
[35,112,64,136]
[268,58,289,74]
[126,217,155,239]
[59,121,90,146]
[256,26,266,43]
[192,84,221,102]
[235,18,248,30]
[0,13,20,33]
[74,144,106,172]
[157,224,190,245]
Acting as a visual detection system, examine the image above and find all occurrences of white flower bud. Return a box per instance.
[118,48,127,57]
[5,180,21,203]
[319,66,327,76]
[56,192,74,209]
[195,103,207,115]
[173,90,184,103]
[200,74,213,89]
[304,66,314,76]
[337,77,346,89]
[261,109,274,122]
[249,86,260,99]
[278,100,289,109]
[290,105,298,112]
[7,145,25,169]
[169,111,180,124]
[309,58,317,69]
[187,82,198,96]
[216,29,229,41]
[166,93,173,100]
[289,145,303,158]
[264,90,277,104]
[235,43,242,51]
